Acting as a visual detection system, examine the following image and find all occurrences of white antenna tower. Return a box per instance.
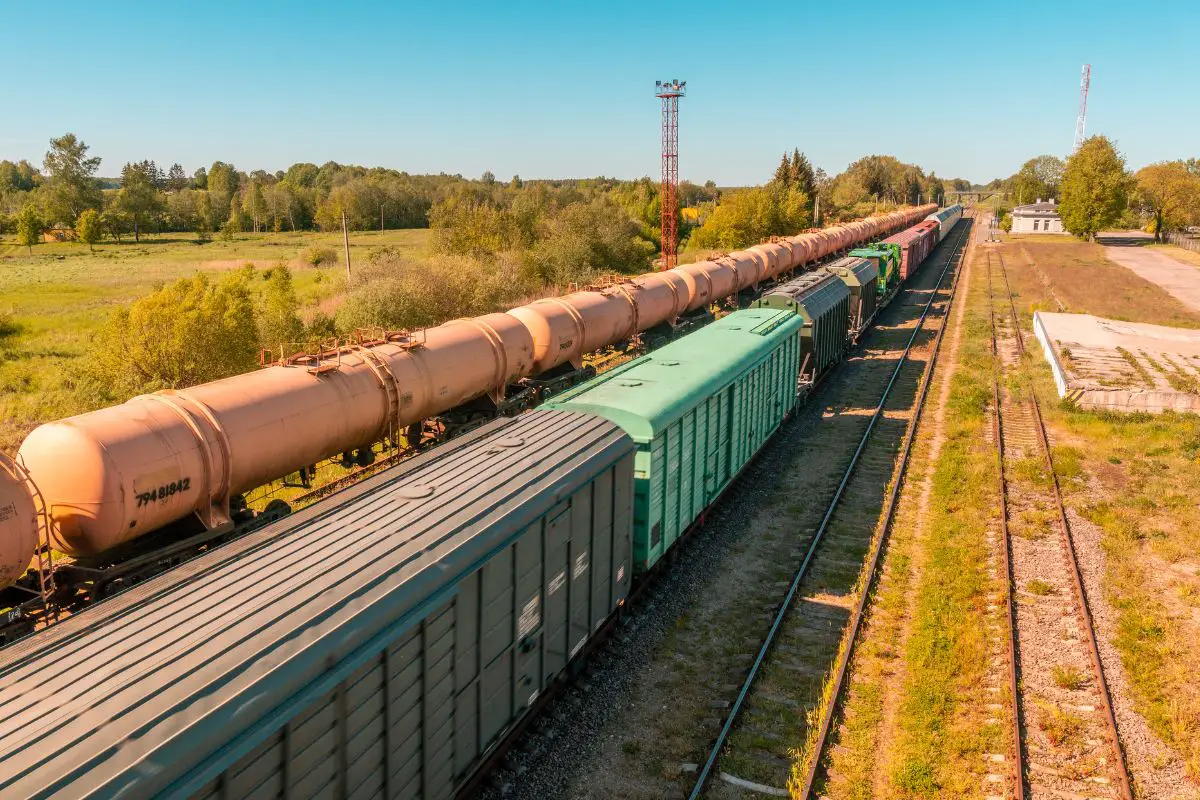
[1073,64,1091,151]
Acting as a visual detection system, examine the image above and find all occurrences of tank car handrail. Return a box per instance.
[1,453,57,617]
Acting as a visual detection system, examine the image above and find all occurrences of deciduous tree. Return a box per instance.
[1059,136,1131,241]
[1007,155,1065,205]
[115,162,166,242]
[76,208,101,252]
[41,133,102,226]
[688,185,810,250]
[258,266,305,352]
[16,203,44,255]
[1135,161,1200,241]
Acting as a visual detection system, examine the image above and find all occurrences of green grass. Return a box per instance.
[1003,241,1200,779]
[881,267,1003,796]
[1026,579,1054,596]
[1052,664,1086,690]
[0,229,432,452]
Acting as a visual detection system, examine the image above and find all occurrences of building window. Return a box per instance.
[1033,220,1039,231]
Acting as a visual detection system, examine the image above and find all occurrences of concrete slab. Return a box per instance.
[1102,241,1200,313]
[1033,312,1200,413]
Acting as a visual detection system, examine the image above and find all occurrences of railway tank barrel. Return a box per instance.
[4,205,934,582]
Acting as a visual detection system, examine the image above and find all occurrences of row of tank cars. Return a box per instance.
[0,204,949,636]
[0,205,963,799]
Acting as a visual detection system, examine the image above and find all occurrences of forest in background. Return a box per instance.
[0,133,967,433]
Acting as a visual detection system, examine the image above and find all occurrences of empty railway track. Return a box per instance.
[986,249,1133,800]
[686,218,973,798]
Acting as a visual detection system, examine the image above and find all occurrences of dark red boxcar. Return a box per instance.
[883,220,939,281]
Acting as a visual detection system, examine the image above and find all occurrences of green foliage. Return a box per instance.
[429,194,529,257]
[527,197,655,286]
[41,133,102,226]
[1059,136,1132,240]
[335,249,534,332]
[76,208,101,252]
[1006,155,1065,205]
[688,185,810,250]
[83,272,260,400]
[16,204,44,254]
[242,181,268,232]
[258,266,305,352]
[100,207,132,244]
[114,161,166,242]
[0,159,40,193]
[300,245,338,266]
[1135,161,1200,241]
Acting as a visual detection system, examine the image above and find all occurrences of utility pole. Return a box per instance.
[813,194,820,228]
[341,209,352,281]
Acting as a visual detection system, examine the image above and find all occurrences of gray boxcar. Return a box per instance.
[0,410,634,800]
[753,270,851,380]
[825,256,879,336]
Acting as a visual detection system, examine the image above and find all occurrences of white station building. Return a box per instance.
[1011,198,1065,234]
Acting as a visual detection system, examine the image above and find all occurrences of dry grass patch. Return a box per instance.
[1147,243,1200,268]
[996,238,1200,778]
[1038,701,1085,747]
[1005,239,1200,329]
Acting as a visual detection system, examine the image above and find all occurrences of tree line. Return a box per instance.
[686,151,953,251]
[994,141,1200,241]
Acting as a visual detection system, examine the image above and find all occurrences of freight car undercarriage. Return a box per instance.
[0,234,912,647]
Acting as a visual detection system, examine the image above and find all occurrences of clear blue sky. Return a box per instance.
[1,0,1195,186]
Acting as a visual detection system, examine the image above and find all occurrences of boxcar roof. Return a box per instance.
[826,257,879,286]
[545,308,803,442]
[0,410,632,799]
[756,270,851,323]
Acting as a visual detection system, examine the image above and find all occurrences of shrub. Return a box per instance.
[335,250,534,333]
[0,310,20,343]
[300,245,338,266]
[258,265,305,353]
[82,272,259,402]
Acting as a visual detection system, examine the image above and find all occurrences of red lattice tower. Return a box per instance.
[655,79,685,269]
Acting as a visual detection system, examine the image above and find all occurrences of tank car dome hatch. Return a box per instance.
[0,456,38,589]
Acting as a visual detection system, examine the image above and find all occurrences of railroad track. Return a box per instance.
[686,217,974,799]
[986,249,1132,800]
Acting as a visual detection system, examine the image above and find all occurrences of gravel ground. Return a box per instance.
[1061,485,1199,799]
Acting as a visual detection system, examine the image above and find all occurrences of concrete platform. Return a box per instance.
[1034,312,1200,413]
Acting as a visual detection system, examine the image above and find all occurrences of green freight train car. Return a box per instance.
[544,308,804,573]
[752,270,851,382]
[825,256,879,335]
[849,242,902,305]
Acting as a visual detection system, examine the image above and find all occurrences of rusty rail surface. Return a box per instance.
[987,250,1027,800]
[991,250,1133,800]
[688,217,974,800]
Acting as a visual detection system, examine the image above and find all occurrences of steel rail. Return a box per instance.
[688,218,974,800]
[793,216,973,797]
[987,250,1028,800]
[993,252,1134,800]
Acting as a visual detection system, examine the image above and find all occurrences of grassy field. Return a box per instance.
[825,234,1200,794]
[0,228,432,452]
[1000,238,1200,780]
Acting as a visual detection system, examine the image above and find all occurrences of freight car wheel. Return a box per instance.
[261,499,292,523]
